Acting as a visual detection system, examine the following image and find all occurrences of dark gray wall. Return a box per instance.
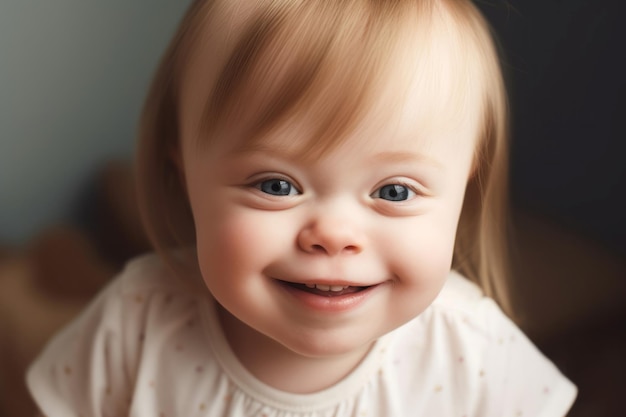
[0,1,191,244]
[479,0,626,255]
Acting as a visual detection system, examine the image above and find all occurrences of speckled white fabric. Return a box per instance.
[27,254,576,417]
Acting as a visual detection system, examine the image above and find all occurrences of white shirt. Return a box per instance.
[27,254,577,417]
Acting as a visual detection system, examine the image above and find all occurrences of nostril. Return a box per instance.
[344,245,359,253]
[311,244,326,253]
[309,244,360,254]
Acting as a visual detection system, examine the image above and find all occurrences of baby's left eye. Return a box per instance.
[371,184,415,202]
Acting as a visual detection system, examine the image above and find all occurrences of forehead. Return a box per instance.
[178,0,487,160]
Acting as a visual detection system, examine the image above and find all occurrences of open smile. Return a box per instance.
[276,279,381,312]
[282,281,369,296]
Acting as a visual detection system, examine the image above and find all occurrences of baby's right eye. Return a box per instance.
[255,179,300,196]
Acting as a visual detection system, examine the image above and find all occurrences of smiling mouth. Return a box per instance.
[278,281,371,297]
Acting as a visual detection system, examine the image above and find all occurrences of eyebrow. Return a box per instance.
[228,142,302,159]
[227,143,443,170]
[370,151,443,169]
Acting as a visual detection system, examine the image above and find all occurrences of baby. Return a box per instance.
[28,1,577,416]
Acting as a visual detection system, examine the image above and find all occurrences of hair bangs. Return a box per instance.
[195,0,428,160]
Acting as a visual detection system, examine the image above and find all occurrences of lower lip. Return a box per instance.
[277,281,380,313]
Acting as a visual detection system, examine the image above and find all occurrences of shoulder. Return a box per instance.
[99,252,207,312]
[26,253,211,417]
[429,270,511,338]
[117,252,188,293]
[389,271,512,376]
[387,270,577,416]
[397,270,513,350]
[432,269,495,315]
[25,252,189,367]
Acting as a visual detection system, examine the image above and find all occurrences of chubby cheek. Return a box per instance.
[383,213,458,308]
[194,206,288,299]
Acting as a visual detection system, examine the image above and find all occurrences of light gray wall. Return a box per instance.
[0,0,191,245]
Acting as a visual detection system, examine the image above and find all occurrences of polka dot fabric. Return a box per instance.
[27,254,576,417]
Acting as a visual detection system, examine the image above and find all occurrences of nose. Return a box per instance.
[297,216,365,256]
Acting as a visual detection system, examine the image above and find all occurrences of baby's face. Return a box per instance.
[178,54,481,360]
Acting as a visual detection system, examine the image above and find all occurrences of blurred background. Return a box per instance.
[0,0,191,244]
[479,2,626,416]
[0,0,624,416]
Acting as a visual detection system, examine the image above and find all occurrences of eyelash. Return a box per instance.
[371,181,420,202]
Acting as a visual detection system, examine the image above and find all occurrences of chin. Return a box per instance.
[277,330,377,359]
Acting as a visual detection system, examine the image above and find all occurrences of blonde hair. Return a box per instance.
[136,0,512,313]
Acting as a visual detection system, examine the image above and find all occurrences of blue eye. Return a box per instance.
[257,179,299,196]
[373,184,414,201]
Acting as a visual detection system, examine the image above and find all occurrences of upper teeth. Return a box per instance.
[305,284,349,292]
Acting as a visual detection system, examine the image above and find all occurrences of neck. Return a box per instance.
[217,306,373,394]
